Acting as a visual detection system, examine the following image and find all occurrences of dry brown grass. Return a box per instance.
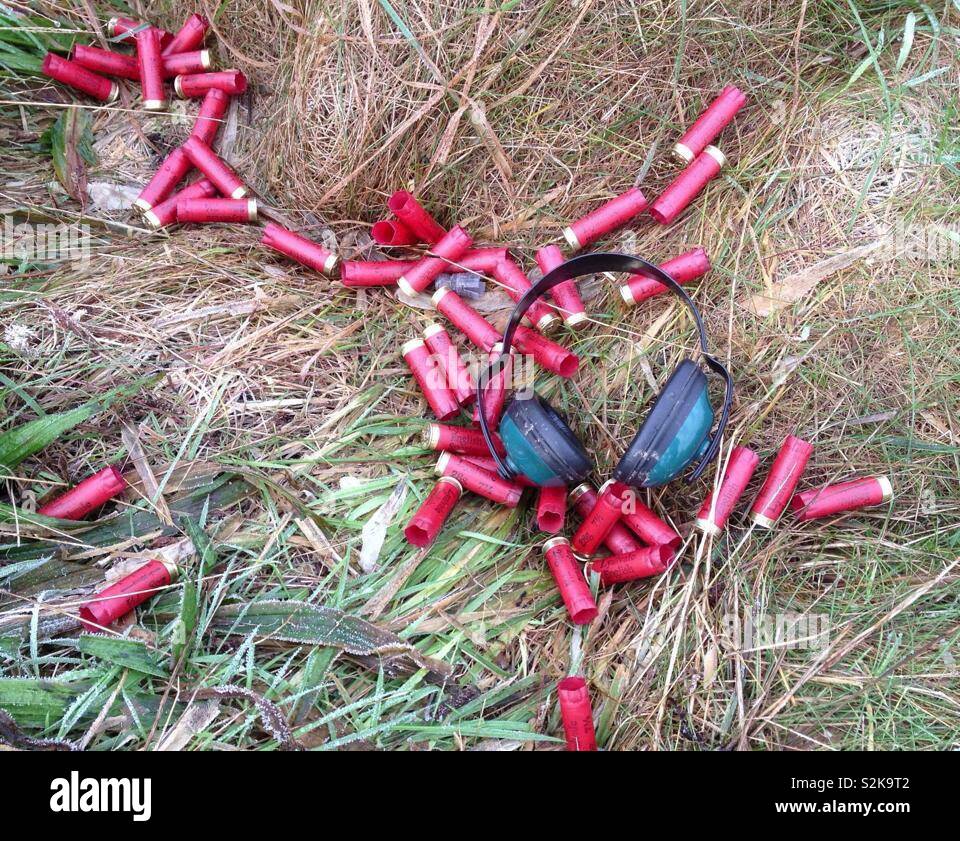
[1,0,959,750]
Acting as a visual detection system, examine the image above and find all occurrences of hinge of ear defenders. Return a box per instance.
[475,252,734,489]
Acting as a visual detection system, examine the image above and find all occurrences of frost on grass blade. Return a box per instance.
[211,600,451,678]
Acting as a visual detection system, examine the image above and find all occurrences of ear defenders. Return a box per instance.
[476,253,733,488]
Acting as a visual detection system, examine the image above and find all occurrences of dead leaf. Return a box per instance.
[703,644,719,687]
[122,423,172,524]
[157,700,220,751]
[86,181,140,212]
[359,480,407,573]
[470,101,513,180]
[748,239,886,316]
[47,109,96,204]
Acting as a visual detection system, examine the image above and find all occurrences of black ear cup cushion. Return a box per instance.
[504,394,593,484]
[613,360,707,486]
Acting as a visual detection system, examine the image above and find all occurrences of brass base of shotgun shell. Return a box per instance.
[694,517,721,536]
[536,312,559,331]
[424,423,441,450]
[230,185,248,199]
[200,49,212,70]
[438,475,463,492]
[565,312,589,328]
[173,75,184,98]
[703,145,727,168]
[397,277,417,297]
[568,483,592,506]
[750,511,776,529]
[133,197,152,213]
[542,535,571,553]
[562,226,581,251]
[673,142,695,163]
[247,199,258,221]
[143,98,167,111]
[877,476,893,501]
[160,559,180,582]
[107,82,120,104]
[142,210,162,229]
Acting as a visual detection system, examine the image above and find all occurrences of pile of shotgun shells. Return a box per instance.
[39,19,894,750]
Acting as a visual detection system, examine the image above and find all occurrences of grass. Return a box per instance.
[0,0,958,750]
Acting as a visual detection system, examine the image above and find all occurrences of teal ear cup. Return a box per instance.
[612,360,714,488]
[498,394,592,487]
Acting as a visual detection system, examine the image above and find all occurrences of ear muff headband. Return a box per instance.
[476,252,733,484]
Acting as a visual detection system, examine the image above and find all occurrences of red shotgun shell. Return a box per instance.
[75,44,207,80]
[432,287,501,352]
[621,247,712,306]
[261,222,337,274]
[493,259,558,332]
[695,445,760,535]
[513,325,579,378]
[403,476,462,548]
[37,466,126,520]
[423,422,504,457]
[543,537,597,624]
[461,458,534,489]
[177,197,258,224]
[108,17,173,48]
[397,225,473,296]
[586,544,675,585]
[191,88,230,145]
[424,323,475,405]
[371,219,418,247]
[649,146,726,225]
[613,483,681,547]
[472,343,508,429]
[674,85,746,163]
[339,259,410,287]
[162,13,210,57]
[403,338,460,422]
[557,676,597,751]
[571,480,623,556]
[750,435,814,528]
[461,454,508,475]
[135,27,166,111]
[71,45,139,80]
[134,146,192,212]
[791,476,892,522]
[563,187,648,251]
[537,486,568,534]
[143,178,217,229]
[41,53,119,103]
[569,483,641,555]
[387,190,446,244]
[455,247,510,275]
[536,245,586,328]
[78,559,177,632]
[435,452,523,507]
[182,135,248,198]
[162,49,212,78]
[175,70,247,98]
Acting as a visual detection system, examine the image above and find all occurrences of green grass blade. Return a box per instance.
[0,376,154,471]
[78,635,169,678]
